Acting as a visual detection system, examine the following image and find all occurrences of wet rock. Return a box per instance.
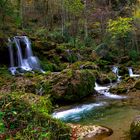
[68,123,113,140]
[130,115,140,140]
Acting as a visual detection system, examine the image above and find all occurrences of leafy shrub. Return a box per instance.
[129,50,139,61]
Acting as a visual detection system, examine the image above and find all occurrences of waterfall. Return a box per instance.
[95,82,126,99]
[23,36,33,57]
[112,66,118,75]
[128,68,140,77]
[8,39,17,75]
[112,66,121,82]
[8,36,45,74]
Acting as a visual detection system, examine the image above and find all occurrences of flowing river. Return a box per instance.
[53,72,140,140]
[53,93,140,140]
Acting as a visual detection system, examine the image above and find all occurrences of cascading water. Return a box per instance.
[112,66,121,81]
[8,38,17,75]
[52,102,106,121]
[112,66,118,75]
[8,36,45,74]
[95,82,126,99]
[128,67,140,77]
[52,68,126,123]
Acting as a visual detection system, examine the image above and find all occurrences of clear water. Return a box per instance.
[53,95,140,140]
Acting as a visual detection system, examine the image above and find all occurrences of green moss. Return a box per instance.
[0,93,71,139]
[54,69,95,102]
[70,61,98,70]
[134,80,140,90]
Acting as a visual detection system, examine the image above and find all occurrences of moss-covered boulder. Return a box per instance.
[134,80,140,90]
[50,69,96,103]
[109,77,135,94]
[130,116,140,140]
[109,85,127,94]
[96,72,117,85]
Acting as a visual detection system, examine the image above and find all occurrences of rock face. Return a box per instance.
[68,123,113,140]
[51,69,96,103]
[130,115,140,140]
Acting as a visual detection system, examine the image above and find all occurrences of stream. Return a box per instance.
[52,68,140,140]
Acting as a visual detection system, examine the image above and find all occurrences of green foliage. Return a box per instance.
[107,17,133,39]
[64,0,84,16]
[129,50,139,61]
[35,27,48,38]
[48,29,64,43]
[0,93,71,139]
[0,111,5,134]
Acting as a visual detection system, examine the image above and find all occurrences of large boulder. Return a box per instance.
[130,116,140,140]
[109,85,127,94]
[96,72,117,85]
[50,69,96,103]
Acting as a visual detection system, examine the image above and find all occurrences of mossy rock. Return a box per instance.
[50,69,96,103]
[109,86,127,94]
[96,72,117,85]
[70,61,98,70]
[134,80,140,90]
[62,49,78,63]
[130,116,140,140]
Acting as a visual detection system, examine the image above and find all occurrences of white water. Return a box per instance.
[128,68,140,77]
[112,66,121,82]
[52,102,106,121]
[95,82,126,99]
[112,66,118,75]
[8,36,45,74]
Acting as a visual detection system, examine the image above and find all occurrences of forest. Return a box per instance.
[1,0,140,140]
